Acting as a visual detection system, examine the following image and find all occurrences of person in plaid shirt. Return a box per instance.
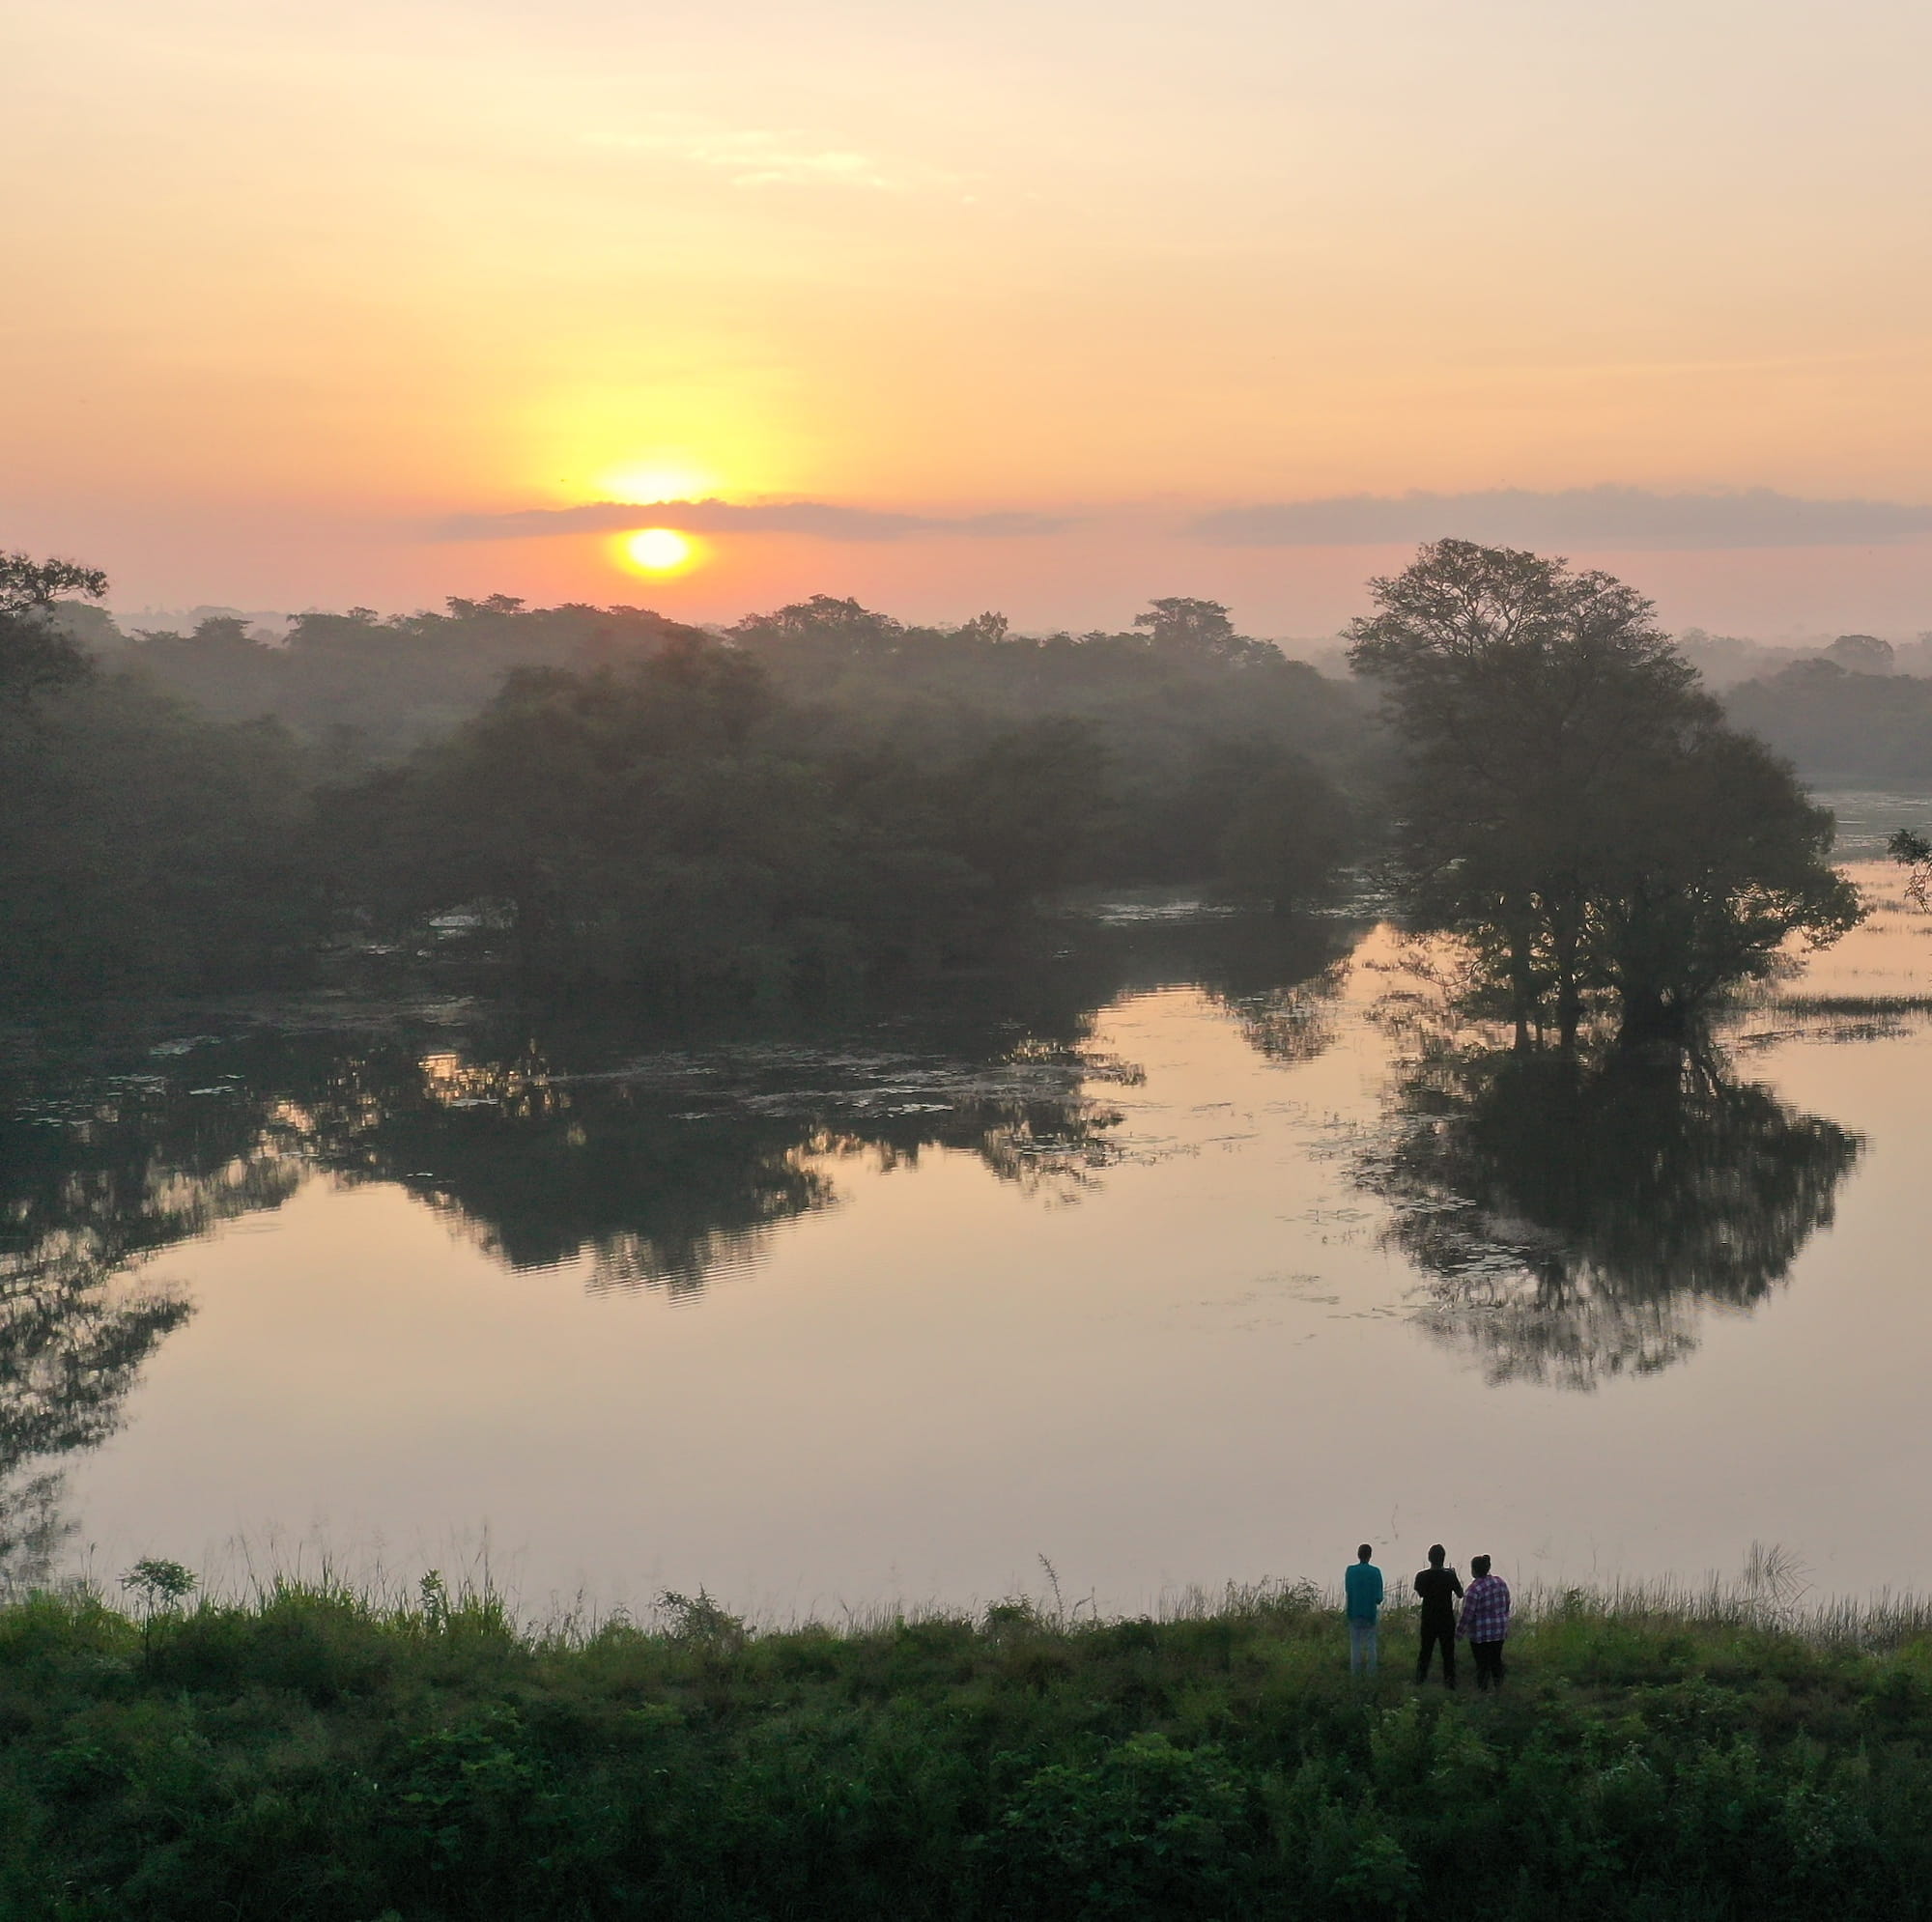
[1457,1554,1511,1690]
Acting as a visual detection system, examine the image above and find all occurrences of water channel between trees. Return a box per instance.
[5,792,1930,1615]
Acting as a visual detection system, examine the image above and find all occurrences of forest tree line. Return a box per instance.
[0,543,1861,1041]
[2,568,1359,1001]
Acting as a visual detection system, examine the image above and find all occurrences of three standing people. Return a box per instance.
[1342,1541,1510,1688]
[1344,1543,1383,1675]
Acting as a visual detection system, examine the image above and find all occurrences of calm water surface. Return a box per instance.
[8,793,1932,1613]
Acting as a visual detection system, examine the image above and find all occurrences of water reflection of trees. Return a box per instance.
[0,906,1357,1553]
[292,914,1357,1294]
[1360,1043,1862,1388]
[0,1071,302,1584]
[1102,906,1359,1064]
[298,1032,1140,1295]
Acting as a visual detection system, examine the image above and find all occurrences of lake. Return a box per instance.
[7,791,1931,1617]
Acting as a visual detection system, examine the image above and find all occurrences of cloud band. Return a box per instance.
[1191,486,1932,551]
[439,498,1071,543]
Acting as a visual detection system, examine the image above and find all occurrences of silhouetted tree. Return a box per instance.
[1824,633,1893,674]
[1350,540,1859,1046]
[1132,596,1273,664]
[0,552,104,704]
[1589,722,1860,1037]
[351,638,1025,994]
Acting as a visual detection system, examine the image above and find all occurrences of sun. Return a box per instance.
[620,527,696,574]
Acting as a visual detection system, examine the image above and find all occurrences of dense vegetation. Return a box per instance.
[3,542,1868,1017]
[1349,541,1861,1044]
[78,595,699,762]
[0,558,322,998]
[5,559,1363,1003]
[1724,657,1932,783]
[2,1579,1931,1918]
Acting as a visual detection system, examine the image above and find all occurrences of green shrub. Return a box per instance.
[0,1585,1928,1916]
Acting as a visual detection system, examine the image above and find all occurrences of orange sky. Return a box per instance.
[7,0,1932,635]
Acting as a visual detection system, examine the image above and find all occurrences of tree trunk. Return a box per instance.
[1508,921,1534,1052]
[1555,924,1580,1053]
[1551,889,1582,1054]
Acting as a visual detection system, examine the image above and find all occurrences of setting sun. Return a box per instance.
[621,527,696,574]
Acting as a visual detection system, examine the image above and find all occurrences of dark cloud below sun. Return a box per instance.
[437,486,1932,553]
[438,499,1073,542]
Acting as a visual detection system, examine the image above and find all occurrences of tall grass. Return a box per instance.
[1,1558,1931,1916]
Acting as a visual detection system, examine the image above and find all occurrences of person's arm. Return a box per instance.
[1370,1569,1383,1608]
[1450,1570,1463,1597]
[1413,1571,1426,1598]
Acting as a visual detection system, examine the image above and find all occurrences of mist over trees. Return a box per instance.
[1724,658,1932,783]
[2,540,1878,1020]
[324,593,1364,993]
[112,597,703,763]
[2,561,1365,1004]
[0,556,320,997]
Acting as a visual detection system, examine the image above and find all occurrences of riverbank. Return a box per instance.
[6,1577,1932,1918]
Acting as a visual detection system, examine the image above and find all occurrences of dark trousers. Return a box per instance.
[1416,1619,1457,1686]
[1471,1640,1506,1690]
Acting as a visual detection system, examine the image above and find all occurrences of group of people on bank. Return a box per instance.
[1343,1543,1511,1689]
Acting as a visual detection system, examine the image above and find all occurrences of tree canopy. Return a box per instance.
[0,552,105,704]
[0,543,1867,1021]
[1349,539,1861,1044]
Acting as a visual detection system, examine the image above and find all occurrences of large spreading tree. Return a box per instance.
[1348,539,1861,1045]
[0,551,104,703]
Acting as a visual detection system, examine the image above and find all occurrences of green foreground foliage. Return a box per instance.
[5,1581,1932,1918]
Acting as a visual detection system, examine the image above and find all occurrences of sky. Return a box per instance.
[7,0,1932,636]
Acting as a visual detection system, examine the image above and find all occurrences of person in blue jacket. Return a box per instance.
[1345,1543,1384,1676]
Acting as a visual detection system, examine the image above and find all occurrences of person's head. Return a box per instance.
[1471,1554,1492,1578]
[1427,1543,1445,1566]
[1356,1543,1374,1563]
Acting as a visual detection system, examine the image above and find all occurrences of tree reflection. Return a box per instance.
[0,1069,301,1584]
[1090,904,1358,1063]
[0,901,1359,1557]
[289,913,1354,1294]
[298,1027,1138,1294]
[1361,1044,1861,1388]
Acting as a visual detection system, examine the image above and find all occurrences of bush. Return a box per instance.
[0,1584,1929,1916]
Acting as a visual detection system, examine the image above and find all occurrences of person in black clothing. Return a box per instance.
[1413,1543,1463,1687]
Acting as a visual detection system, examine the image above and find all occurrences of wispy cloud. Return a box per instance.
[584,120,940,193]
[438,499,1072,543]
[1191,487,1932,551]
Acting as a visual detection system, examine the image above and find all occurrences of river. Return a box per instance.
[5,792,1929,1617]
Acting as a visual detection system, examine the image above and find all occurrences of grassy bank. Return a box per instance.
[4,1576,1932,1919]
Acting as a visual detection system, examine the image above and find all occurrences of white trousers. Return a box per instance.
[1349,1618,1379,1675]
